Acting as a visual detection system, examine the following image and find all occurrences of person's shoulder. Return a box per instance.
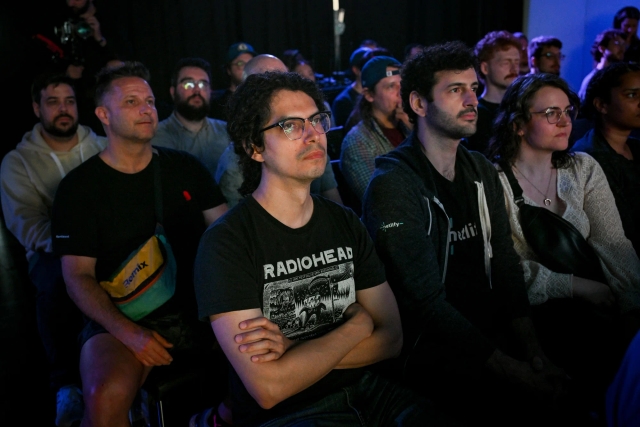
[342,121,367,143]
[206,196,252,234]
[572,150,598,167]
[206,117,229,132]
[58,154,102,189]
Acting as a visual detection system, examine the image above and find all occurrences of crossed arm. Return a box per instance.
[210,281,402,409]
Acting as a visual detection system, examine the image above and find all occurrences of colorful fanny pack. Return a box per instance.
[99,153,177,320]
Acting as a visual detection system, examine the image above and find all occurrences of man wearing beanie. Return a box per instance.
[339,56,410,202]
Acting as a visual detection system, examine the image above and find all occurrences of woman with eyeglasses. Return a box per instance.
[487,73,640,410]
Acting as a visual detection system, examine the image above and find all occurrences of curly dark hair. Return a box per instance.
[400,41,477,124]
[474,31,521,83]
[31,73,76,104]
[226,71,327,196]
[528,36,562,62]
[487,73,578,169]
[590,29,626,63]
[170,57,212,87]
[582,62,640,124]
[95,61,151,106]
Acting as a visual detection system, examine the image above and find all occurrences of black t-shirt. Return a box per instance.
[428,160,495,329]
[52,147,225,316]
[194,195,386,425]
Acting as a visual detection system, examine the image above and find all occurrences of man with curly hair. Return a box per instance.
[361,41,572,426]
[466,30,522,154]
[193,71,448,427]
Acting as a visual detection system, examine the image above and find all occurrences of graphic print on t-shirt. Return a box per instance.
[263,260,356,341]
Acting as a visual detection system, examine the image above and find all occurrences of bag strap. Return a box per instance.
[152,152,163,225]
[498,160,525,207]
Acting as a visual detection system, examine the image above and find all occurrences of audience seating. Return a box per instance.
[331,159,362,217]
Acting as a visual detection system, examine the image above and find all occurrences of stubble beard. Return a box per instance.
[42,115,79,138]
[426,102,477,140]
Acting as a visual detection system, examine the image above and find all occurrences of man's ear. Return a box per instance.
[530,56,537,70]
[95,106,109,126]
[363,88,375,103]
[480,61,490,78]
[593,97,607,115]
[32,102,41,119]
[249,143,264,162]
[409,91,427,118]
[169,86,175,101]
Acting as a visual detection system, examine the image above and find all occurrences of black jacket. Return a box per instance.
[362,132,531,366]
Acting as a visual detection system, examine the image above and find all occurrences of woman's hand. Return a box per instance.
[572,276,615,308]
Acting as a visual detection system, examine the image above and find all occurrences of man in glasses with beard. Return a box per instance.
[152,57,232,179]
[0,72,106,426]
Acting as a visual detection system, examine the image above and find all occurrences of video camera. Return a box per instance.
[53,18,92,65]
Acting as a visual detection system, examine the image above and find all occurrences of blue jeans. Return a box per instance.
[259,371,455,427]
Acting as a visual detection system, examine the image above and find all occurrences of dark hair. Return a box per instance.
[226,71,327,196]
[361,39,378,48]
[171,57,212,87]
[513,31,528,42]
[31,73,76,104]
[613,6,640,28]
[282,49,306,71]
[528,36,562,61]
[591,29,626,63]
[403,43,425,61]
[582,62,640,123]
[487,73,578,169]
[400,41,477,124]
[94,61,151,106]
[474,31,521,82]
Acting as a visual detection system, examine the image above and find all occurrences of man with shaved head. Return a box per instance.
[243,54,288,78]
[216,54,342,207]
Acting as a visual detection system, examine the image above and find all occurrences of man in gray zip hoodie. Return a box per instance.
[362,42,575,426]
[0,73,105,426]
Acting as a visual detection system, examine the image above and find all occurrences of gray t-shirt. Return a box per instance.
[152,112,232,179]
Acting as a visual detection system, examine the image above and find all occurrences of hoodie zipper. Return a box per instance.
[430,196,451,284]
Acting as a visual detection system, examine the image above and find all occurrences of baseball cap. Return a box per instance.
[226,42,256,63]
[360,56,401,89]
[349,47,372,68]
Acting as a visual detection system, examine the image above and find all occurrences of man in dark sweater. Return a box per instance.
[362,41,571,426]
[465,31,521,154]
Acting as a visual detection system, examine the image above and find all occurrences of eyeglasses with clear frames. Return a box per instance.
[180,79,210,91]
[530,105,577,124]
[259,112,332,141]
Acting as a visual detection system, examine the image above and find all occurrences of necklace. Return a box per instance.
[513,165,553,206]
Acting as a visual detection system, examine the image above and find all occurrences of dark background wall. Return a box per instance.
[2,0,523,160]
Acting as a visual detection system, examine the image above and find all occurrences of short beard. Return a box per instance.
[42,116,79,138]
[426,102,477,140]
[175,95,209,122]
